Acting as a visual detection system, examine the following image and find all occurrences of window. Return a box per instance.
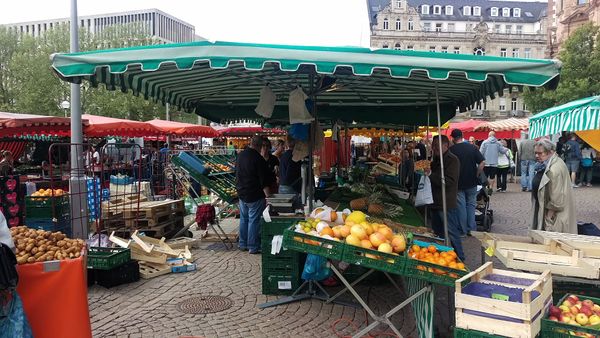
[382,44,389,49]
[491,7,499,16]
[513,8,521,17]
[473,6,481,16]
[433,5,441,14]
[522,102,527,111]
[423,22,431,31]
[446,5,453,15]
[408,19,414,31]
[421,5,430,14]
[500,48,507,57]
[473,47,485,55]
[463,6,471,16]
[430,46,436,52]
[578,0,588,4]
[511,97,518,111]
[396,19,402,30]
[505,25,512,33]
[441,46,448,53]
[435,23,442,32]
[394,43,401,50]
[512,48,519,57]
[502,8,510,17]
[476,100,487,110]
[396,0,402,8]
[447,23,455,32]
[524,48,531,58]
[516,25,523,34]
[407,45,414,51]
[466,23,473,31]
[499,98,506,111]
[453,46,460,54]
[494,24,501,33]
[383,18,389,30]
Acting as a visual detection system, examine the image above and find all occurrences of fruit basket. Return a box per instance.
[405,240,469,287]
[542,294,600,338]
[283,226,346,260]
[341,243,407,275]
[455,262,552,338]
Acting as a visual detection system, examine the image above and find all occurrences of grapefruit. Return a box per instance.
[378,243,393,254]
[391,235,406,253]
[361,239,374,249]
[339,225,351,238]
[377,227,394,240]
[350,225,368,240]
[369,233,386,248]
[346,234,361,247]
[346,211,367,224]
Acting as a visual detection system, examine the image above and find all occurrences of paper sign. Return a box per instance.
[485,246,495,257]
[278,281,292,290]
[262,205,271,222]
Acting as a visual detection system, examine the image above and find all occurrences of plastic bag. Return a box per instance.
[301,254,331,281]
[0,290,34,338]
[415,175,434,207]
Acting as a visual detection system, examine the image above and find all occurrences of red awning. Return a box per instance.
[443,119,524,140]
[0,112,75,137]
[147,119,218,137]
[83,114,163,137]
[215,126,286,137]
[474,118,529,132]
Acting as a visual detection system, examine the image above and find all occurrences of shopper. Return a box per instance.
[235,135,270,254]
[469,136,478,149]
[399,149,414,190]
[416,140,427,161]
[449,129,485,236]
[563,134,582,187]
[531,139,576,234]
[0,151,14,176]
[580,143,596,187]
[518,135,536,192]
[426,135,464,260]
[479,131,508,193]
[496,139,513,192]
[273,139,285,159]
[279,135,302,194]
[261,138,280,194]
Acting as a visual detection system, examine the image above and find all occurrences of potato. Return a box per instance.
[31,247,38,255]
[25,244,34,252]
[17,256,27,264]
[34,251,44,259]
[26,257,35,263]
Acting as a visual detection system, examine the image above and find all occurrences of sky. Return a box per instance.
[0,0,372,47]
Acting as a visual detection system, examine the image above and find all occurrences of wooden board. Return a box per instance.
[200,232,238,242]
[130,247,167,265]
[138,261,171,279]
[165,237,200,249]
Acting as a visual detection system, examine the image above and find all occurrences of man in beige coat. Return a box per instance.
[531,139,577,233]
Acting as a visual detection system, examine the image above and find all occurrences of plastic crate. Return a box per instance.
[282,227,345,260]
[405,240,469,287]
[93,260,140,288]
[25,195,70,219]
[262,253,303,274]
[342,244,406,275]
[262,272,302,296]
[87,247,131,270]
[541,294,600,338]
[261,217,303,239]
[454,327,508,338]
[25,216,72,237]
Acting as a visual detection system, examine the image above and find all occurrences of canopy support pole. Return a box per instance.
[435,82,450,247]
[308,72,316,212]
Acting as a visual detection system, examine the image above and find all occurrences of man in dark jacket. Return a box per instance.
[235,135,271,254]
[426,135,464,260]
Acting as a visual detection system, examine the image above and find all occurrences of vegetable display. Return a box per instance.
[11,226,84,264]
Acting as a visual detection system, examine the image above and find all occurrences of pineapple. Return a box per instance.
[350,197,368,210]
[368,203,385,215]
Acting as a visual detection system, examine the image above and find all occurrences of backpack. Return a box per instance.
[562,142,572,159]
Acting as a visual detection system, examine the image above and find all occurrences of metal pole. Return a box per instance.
[307,73,316,212]
[435,82,450,246]
[166,103,171,149]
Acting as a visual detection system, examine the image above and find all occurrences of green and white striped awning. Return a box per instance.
[51,40,561,125]
[529,96,600,138]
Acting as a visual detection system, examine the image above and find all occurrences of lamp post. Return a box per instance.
[60,100,70,117]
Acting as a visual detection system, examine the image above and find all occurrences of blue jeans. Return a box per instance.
[430,208,465,261]
[239,198,266,252]
[457,187,478,234]
[520,160,536,191]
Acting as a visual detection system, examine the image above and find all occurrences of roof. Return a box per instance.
[529,96,600,138]
[367,0,547,25]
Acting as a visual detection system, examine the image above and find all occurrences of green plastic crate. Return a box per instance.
[87,247,131,270]
[541,294,600,338]
[282,226,345,260]
[262,252,302,273]
[262,273,302,296]
[454,327,508,338]
[341,243,406,275]
[404,240,469,287]
[25,195,70,219]
[261,217,303,240]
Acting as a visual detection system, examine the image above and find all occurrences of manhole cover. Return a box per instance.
[176,296,233,314]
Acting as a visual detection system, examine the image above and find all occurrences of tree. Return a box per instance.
[524,23,600,113]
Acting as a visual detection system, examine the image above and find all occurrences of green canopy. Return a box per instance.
[51,41,560,125]
[529,96,600,138]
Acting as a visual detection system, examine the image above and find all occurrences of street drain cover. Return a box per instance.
[176,296,233,314]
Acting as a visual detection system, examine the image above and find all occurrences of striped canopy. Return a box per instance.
[51,40,561,125]
[529,96,600,138]
[474,117,529,132]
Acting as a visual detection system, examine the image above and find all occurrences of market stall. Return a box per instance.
[82,114,164,137]
[474,117,529,137]
[50,40,561,337]
[146,119,218,138]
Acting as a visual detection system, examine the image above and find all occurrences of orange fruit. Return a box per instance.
[448,262,458,269]
[447,250,457,259]
[427,245,437,253]
[456,262,465,270]
[437,258,448,267]
[411,245,421,252]
[433,252,440,259]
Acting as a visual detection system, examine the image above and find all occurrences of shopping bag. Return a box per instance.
[415,175,433,207]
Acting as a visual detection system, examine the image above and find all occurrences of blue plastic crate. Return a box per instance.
[26,216,72,237]
[178,152,208,175]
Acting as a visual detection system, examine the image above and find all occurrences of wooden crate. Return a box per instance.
[165,237,200,249]
[455,262,552,338]
[138,261,171,279]
[530,230,600,259]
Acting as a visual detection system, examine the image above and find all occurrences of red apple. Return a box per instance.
[582,300,594,308]
[548,316,559,321]
[560,315,572,323]
[580,306,593,317]
[563,299,575,307]
[571,306,580,315]
[549,305,562,318]
[569,295,580,303]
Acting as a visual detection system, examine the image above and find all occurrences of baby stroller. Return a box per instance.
[475,175,494,232]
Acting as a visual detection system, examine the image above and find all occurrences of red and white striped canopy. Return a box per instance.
[474,118,529,132]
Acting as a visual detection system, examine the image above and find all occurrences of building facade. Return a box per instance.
[547,0,600,57]
[368,0,548,121]
[2,9,196,43]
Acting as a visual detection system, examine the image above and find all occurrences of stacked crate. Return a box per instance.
[25,194,71,237]
[261,217,304,296]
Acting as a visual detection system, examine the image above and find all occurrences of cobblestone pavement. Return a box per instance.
[89,182,600,338]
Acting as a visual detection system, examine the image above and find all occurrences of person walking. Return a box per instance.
[479,131,508,193]
[563,134,582,188]
[449,129,485,236]
[496,139,513,192]
[235,135,271,254]
[426,135,464,261]
[518,135,536,192]
[580,143,597,187]
[531,139,576,234]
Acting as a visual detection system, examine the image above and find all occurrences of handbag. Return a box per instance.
[582,157,593,167]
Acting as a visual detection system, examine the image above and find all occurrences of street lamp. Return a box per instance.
[60,100,70,117]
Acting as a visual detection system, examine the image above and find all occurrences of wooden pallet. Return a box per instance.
[138,261,171,279]
[124,211,177,227]
[122,200,185,219]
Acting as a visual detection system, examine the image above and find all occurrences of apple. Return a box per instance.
[576,313,589,325]
[582,300,594,308]
[580,306,593,317]
[569,295,580,303]
[548,316,559,321]
[592,304,600,312]
[549,305,562,318]
[575,303,583,309]
[589,314,600,325]
[561,315,572,323]
[560,305,571,313]
[563,299,575,307]
[571,306,580,315]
